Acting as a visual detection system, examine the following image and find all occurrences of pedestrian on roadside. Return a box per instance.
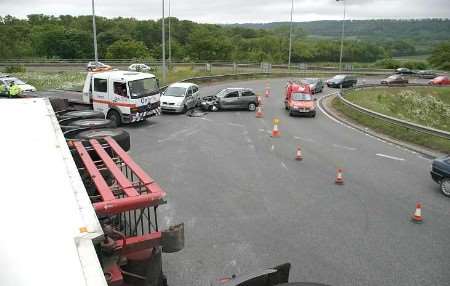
[8,82,21,98]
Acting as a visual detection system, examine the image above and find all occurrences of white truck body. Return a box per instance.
[82,70,161,123]
[0,98,106,286]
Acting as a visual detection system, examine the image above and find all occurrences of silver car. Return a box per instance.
[128,64,153,72]
[215,88,259,111]
[161,82,200,113]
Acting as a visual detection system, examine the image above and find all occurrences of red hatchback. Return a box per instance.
[429,75,450,85]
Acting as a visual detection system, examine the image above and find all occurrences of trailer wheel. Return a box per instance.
[60,110,105,120]
[75,128,131,151]
[69,118,114,129]
[107,110,122,127]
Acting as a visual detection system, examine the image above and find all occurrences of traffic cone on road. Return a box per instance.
[271,119,280,137]
[335,168,344,185]
[295,146,303,161]
[257,96,263,105]
[411,202,423,223]
[256,106,264,118]
[265,83,270,97]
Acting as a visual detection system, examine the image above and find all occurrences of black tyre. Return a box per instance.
[440,178,450,197]
[60,110,105,120]
[107,110,121,127]
[248,102,256,111]
[311,112,316,118]
[75,128,131,152]
[70,118,114,129]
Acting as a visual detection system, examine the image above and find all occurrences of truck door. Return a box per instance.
[92,77,109,115]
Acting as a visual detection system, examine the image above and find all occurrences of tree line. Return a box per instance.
[0,15,447,66]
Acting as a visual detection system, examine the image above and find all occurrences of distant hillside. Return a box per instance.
[229,19,450,54]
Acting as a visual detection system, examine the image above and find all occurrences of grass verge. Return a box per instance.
[332,94,450,153]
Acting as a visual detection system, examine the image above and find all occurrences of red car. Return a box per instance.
[429,75,450,85]
[284,83,316,117]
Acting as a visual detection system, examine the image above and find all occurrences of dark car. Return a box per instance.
[417,70,437,79]
[326,75,357,88]
[395,67,415,75]
[381,74,409,85]
[202,88,259,111]
[430,155,450,197]
[301,78,324,94]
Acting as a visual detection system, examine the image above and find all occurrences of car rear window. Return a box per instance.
[241,90,255,97]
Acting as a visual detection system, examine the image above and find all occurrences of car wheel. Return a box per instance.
[248,102,256,111]
[440,178,450,197]
[107,110,121,127]
[60,110,105,120]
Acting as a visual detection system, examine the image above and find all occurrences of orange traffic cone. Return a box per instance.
[295,146,303,161]
[271,123,280,137]
[411,202,423,223]
[335,168,344,185]
[257,96,262,105]
[256,106,263,118]
[265,84,270,97]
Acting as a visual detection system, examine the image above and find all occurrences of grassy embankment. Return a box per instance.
[332,86,450,153]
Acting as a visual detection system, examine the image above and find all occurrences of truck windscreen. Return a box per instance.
[128,78,159,99]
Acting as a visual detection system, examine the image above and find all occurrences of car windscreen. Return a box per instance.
[164,86,186,97]
[292,93,312,101]
[388,75,399,79]
[128,78,159,99]
[333,75,346,80]
[5,78,25,85]
[302,79,317,84]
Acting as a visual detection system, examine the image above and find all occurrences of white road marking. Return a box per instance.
[228,122,245,128]
[376,153,405,161]
[294,136,316,143]
[246,138,252,143]
[271,145,275,151]
[258,128,265,132]
[332,144,357,151]
[281,162,288,170]
[200,117,213,122]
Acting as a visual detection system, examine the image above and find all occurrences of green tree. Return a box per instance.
[429,41,450,70]
[105,39,150,59]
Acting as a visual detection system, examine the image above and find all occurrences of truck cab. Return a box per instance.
[82,71,161,126]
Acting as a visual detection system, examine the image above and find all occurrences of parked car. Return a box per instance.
[0,75,36,92]
[86,61,111,72]
[429,75,450,86]
[204,88,259,111]
[431,155,450,197]
[286,91,317,117]
[160,82,200,113]
[381,74,409,85]
[301,78,324,94]
[326,75,357,88]
[395,67,415,75]
[129,64,153,72]
[417,70,437,79]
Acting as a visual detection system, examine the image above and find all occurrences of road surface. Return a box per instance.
[123,76,448,286]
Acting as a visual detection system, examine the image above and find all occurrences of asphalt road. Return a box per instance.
[123,76,449,286]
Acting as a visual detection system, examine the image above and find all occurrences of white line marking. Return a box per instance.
[227,122,245,128]
[258,128,265,132]
[271,145,275,151]
[200,117,213,122]
[294,136,316,143]
[376,153,405,161]
[246,138,252,143]
[332,144,357,151]
[281,162,288,170]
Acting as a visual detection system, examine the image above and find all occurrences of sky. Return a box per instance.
[1,0,449,23]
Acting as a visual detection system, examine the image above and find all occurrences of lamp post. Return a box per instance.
[162,0,166,83]
[288,0,294,69]
[91,0,98,63]
[168,0,172,65]
[337,0,346,71]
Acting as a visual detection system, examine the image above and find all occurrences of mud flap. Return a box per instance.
[161,223,185,253]
[211,263,291,286]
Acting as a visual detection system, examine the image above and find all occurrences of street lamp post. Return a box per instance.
[162,0,166,83]
[288,0,294,69]
[337,0,346,71]
[91,0,98,63]
[168,0,172,65]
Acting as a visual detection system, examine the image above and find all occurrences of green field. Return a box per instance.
[333,86,450,153]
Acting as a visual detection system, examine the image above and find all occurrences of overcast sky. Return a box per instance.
[1,0,449,23]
